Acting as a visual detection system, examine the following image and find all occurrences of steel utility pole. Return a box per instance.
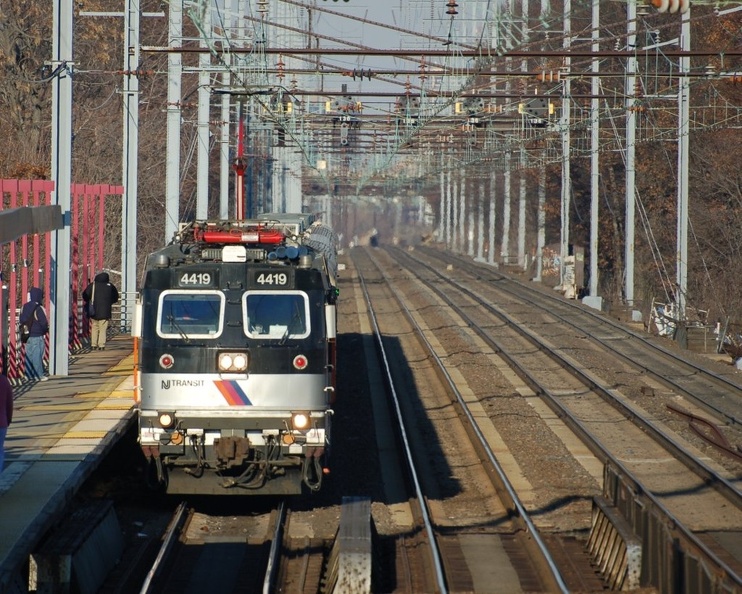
[676,8,691,319]
[122,0,140,324]
[166,0,183,241]
[50,0,73,376]
[624,0,638,313]
[560,0,572,287]
[584,0,603,311]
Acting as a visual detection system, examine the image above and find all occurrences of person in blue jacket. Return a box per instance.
[19,287,50,381]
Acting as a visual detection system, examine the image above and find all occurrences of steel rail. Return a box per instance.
[399,246,742,502]
[359,248,570,594]
[417,246,742,426]
[262,501,287,594]
[355,260,448,594]
[139,501,190,594]
[388,246,742,590]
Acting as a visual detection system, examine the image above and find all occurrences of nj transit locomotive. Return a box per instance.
[132,213,338,495]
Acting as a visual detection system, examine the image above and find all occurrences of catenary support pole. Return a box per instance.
[50,0,73,376]
[121,0,140,328]
[625,0,638,308]
[584,0,603,311]
[166,0,182,241]
[676,8,691,319]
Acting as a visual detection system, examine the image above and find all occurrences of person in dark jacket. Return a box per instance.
[82,272,119,350]
[19,287,50,381]
[0,374,13,472]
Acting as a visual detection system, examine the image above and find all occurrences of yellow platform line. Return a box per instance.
[95,403,134,410]
[76,389,132,398]
[23,403,98,412]
[63,431,108,439]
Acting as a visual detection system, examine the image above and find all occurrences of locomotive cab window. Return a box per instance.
[157,290,224,339]
[244,291,310,340]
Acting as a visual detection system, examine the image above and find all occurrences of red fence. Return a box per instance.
[0,180,124,383]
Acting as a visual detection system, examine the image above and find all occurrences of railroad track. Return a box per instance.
[413,244,742,430]
[83,246,740,593]
[353,247,602,592]
[135,498,377,594]
[372,244,742,592]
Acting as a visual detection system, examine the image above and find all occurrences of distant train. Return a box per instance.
[132,213,338,495]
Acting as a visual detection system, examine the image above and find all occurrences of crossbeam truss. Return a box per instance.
[170,0,741,188]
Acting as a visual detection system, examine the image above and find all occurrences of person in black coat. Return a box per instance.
[82,272,119,350]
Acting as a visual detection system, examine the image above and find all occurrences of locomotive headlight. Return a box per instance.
[158,411,176,428]
[218,351,249,372]
[292,412,310,430]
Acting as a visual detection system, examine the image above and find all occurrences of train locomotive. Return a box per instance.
[132,213,338,495]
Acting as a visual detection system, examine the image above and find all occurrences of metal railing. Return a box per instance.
[4,291,137,384]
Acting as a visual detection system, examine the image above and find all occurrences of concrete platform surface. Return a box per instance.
[0,336,135,592]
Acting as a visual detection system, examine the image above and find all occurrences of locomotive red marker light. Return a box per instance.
[159,354,174,369]
[293,354,308,370]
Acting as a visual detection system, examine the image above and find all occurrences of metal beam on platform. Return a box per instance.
[0,206,63,245]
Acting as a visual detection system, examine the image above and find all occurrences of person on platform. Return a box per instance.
[82,271,119,351]
[19,287,50,381]
[0,374,13,473]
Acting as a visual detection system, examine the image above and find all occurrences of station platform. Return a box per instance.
[0,335,136,593]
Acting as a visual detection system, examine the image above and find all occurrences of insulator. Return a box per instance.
[536,71,559,82]
[651,0,669,12]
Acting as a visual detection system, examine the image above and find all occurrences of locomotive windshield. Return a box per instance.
[244,291,310,340]
[157,290,224,338]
